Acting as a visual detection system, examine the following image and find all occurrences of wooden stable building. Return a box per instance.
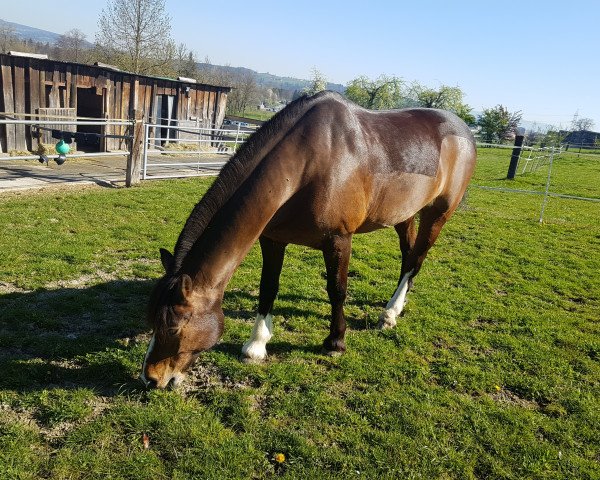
[0,52,231,153]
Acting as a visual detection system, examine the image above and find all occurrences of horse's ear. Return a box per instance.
[159,248,175,273]
[178,274,193,302]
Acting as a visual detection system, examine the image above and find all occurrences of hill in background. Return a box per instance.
[1,18,556,130]
[0,19,345,94]
[196,62,345,94]
[0,18,61,45]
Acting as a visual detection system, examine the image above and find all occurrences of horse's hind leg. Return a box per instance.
[241,236,287,363]
[377,217,416,328]
[397,216,417,291]
[378,205,450,329]
[322,234,352,355]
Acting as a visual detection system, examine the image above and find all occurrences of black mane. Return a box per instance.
[172,91,340,271]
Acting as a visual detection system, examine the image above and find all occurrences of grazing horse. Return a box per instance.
[141,91,476,389]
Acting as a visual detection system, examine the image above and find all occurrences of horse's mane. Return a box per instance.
[172,91,340,272]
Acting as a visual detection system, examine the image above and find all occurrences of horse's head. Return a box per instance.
[140,249,224,389]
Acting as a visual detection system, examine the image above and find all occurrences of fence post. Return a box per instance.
[126,109,144,187]
[507,127,526,179]
[539,147,555,223]
[142,123,148,180]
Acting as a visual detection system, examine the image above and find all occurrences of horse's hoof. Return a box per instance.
[322,336,346,356]
[241,341,268,364]
[240,354,266,364]
[378,311,397,329]
[325,350,343,357]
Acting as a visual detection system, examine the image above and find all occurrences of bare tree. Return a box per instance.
[196,57,228,86]
[172,43,198,78]
[228,71,258,114]
[95,0,175,75]
[572,117,595,132]
[56,29,88,63]
[0,23,17,53]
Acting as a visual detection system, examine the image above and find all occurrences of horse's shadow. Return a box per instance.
[0,165,121,189]
[214,340,324,359]
[224,290,378,332]
[0,281,381,395]
[0,279,154,395]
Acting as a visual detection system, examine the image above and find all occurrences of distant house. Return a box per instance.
[0,52,231,153]
[561,130,600,149]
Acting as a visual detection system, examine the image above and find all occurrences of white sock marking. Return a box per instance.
[140,333,156,386]
[241,313,273,361]
[379,271,413,328]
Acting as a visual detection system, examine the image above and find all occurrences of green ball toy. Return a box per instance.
[55,139,70,155]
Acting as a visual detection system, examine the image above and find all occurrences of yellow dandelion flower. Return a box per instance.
[494,385,501,392]
[274,453,285,463]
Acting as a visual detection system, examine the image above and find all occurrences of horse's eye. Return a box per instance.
[167,327,180,336]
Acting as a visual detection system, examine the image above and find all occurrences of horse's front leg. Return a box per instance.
[322,234,352,355]
[241,236,287,363]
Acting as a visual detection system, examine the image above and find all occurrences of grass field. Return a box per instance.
[0,148,599,479]
[233,109,276,122]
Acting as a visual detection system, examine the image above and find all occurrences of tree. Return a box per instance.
[410,83,475,125]
[56,29,88,63]
[571,116,595,132]
[303,68,328,96]
[452,103,476,126]
[0,23,17,53]
[227,71,258,114]
[523,125,543,147]
[95,0,175,75]
[540,129,568,148]
[172,43,198,79]
[477,105,522,144]
[413,84,461,108]
[196,57,236,87]
[345,75,405,109]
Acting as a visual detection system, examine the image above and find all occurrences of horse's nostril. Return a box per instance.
[139,373,158,389]
[145,378,158,389]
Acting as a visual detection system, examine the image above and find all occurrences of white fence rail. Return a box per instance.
[0,117,133,162]
[141,123,249,180]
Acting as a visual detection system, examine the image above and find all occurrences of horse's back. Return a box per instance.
[262,93,476,246]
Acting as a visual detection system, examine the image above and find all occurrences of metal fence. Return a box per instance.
[2,114,598,221]
[141,123,249,180]
[471,143,600,223]
[0,116,133,163]
[0,115,249,184]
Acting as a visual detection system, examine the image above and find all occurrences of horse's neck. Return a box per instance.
[184,164,296,295]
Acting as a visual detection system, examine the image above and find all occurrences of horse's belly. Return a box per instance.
[263,173,438,247]
[361,173,440,227]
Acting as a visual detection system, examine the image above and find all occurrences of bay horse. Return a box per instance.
[141,91,476,389]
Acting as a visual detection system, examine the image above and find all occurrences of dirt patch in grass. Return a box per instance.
[45,260,155,290]
[0,281,31,294]
[470,316,500,329]
[181,361,258,395]
[1,395,111,445]
[490,388,539,410]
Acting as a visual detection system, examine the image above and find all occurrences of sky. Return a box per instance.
[3,0,599,129]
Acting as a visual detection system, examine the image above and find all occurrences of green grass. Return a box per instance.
[473,147,600,200]
[0,148,599,479]
[232,109,276,122]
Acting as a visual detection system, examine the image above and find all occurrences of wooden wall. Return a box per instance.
[0,54,230,153]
